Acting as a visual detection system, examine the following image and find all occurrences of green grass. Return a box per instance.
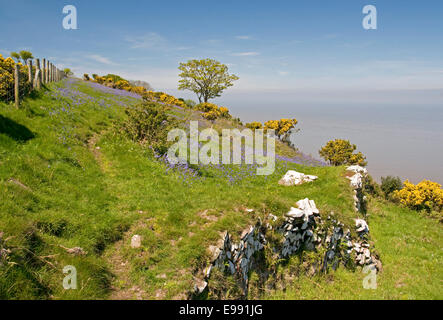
[265,199,443,299]
[0,79,441,300]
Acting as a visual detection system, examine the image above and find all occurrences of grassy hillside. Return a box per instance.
[0,79,441,299]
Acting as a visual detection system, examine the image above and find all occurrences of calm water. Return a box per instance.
[217,96,443,184]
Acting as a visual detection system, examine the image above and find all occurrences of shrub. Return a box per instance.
[264,118,298,136]
[202,110,220,122]
[219,107,231,118]
[103,74,125,83]
[196,102,232,120]
[364,175,382,197]
[0,54,32,102]
[246,122,263,130]
[380,176,403,198]
[319,139,367,166]
[128,86,147,96]
[83,74,90,81]
[63,68,73,76]
[393,180,443,213]
[122,101,180,154]
[143,91,186,108]
[184,99,196,108]
[195,102,218,113]
[114,79,131,90]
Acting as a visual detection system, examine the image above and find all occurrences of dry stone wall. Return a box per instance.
[193,166,381,298]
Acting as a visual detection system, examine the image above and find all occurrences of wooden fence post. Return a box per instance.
[46,59,49,83]
[34,70,41,90]
[50,63,53,82]
[45,60,48,83]
[27,60,33,87]
[42,58,46,83]
[35,59,41,90]
[14,64,20,109]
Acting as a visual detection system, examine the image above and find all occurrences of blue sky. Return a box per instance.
[1,0,442,112]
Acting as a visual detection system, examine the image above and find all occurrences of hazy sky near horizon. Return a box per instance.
[1,0,443,103]
[1,0,442,183]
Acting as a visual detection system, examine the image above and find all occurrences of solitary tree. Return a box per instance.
[19,50,33,64]
[178,59,239,103]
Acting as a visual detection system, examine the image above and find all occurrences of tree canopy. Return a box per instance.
[10,52,20,62]
[10,51,34,64]
[19,50,33,63]
[178,59,239,103]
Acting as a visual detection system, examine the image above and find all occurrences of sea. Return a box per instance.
[217,92,443,184]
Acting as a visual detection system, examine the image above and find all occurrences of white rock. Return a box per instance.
[355,219,369,233]
[131,235,142,248]
[278,170,318,186]
[346,165,368,175]
[348,173,363,189]
[296,198,319,215]
[203,265,212,278]
[285,207,305,219]
[194,279,208,294]
[208,245,221,261]
[363,248,371,258]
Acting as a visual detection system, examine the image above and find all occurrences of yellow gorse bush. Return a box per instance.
[196,102,232,120]
[246,122,263,130]
[144,91,186,108]
[202,110,220,121]
[393,180,443,212]
[319,139,367,166]
[264,118,298,136]
[86,73,186,108]
[0,54,32,102]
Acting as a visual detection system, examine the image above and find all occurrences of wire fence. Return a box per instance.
[0,57,67,108]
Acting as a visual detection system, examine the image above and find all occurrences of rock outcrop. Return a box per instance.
[194,198,381,298]
[206,224,266,294]
[281,198,320,256]
[346,165,368,213]
[192,166,381,298]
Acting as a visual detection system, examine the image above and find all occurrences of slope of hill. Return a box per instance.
[0,79,441,299]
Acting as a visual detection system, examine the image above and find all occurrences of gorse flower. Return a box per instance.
[195,102,232,121]
[0,54,32,102]
[246,122,263,130]
[264,118,298,136]
[319,139,367,166]
[393,180,443,212]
